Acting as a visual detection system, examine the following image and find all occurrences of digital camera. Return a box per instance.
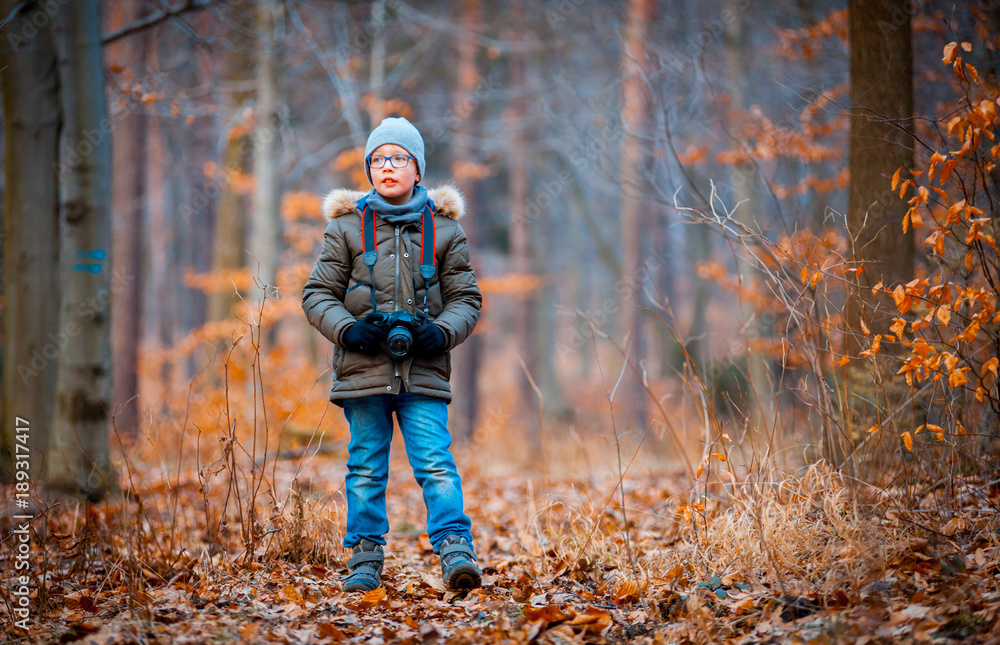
[369,310,427,358]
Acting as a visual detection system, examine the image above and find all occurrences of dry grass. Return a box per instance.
[260,486,345,567]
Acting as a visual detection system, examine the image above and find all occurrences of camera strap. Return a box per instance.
[357,202,437,317]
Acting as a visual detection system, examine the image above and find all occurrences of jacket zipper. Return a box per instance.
[394,226,401,385]
[394,226,400,313]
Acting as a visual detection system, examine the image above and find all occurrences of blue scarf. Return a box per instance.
[363,184,429,227]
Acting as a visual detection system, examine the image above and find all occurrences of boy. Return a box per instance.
[301,117,483,592]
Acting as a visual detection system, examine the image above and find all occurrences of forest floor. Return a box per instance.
[2,440,1000,644]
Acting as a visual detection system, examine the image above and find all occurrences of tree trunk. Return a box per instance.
[208,14,254,323]
[525,53,571,431]
[686,221,711,371]
[449,0,483,443]
[48,0,115,499]
[531,190,571,425]
[0,0,62,481]
[618,0,654,430]
[145,82,175,407]
[652,202,675,378]
[796,0,829,231]
[724,0,773,427]
[168,12,211,384]
[845,0,914,353]
[507,0,540,449]
[368,0,387,123]
[251,0,282,297]
[841,0,914,463]
[106,0,148,440]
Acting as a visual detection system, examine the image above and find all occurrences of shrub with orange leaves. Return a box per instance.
[773,9,848,62]
[861,41,999,444]
[334,147,370,190]
[138,195,347,474]
[693,225,850,375]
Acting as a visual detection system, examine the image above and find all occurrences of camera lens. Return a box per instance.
[386,327,412,358]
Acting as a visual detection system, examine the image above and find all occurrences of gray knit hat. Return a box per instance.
[364,117,425,185]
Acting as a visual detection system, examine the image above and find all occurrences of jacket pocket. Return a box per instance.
[417,351,451,381]
[339,348,362,380]
[339,348,390,380]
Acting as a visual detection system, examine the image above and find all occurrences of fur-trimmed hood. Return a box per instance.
[322,185,465,221]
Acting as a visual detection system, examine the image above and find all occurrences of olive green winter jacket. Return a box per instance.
[301,185,482,406]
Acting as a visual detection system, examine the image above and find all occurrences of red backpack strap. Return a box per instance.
[418,204,436,317]
[361,205,379,259]
[360,205,379,312]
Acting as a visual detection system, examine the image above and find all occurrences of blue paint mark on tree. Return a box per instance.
[72,249,106,272]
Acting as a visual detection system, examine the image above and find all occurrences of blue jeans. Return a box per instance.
[341,392,473,553]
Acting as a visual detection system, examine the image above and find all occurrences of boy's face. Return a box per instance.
[370,143,420,204]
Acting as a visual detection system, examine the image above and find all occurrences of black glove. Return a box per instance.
[341,313,387,355]
[412,322,448,357]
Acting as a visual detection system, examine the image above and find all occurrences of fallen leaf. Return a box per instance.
[973,548,987,567]
[523,605,572,623]
[354,586,386,610]
[613,577,640,604]
[419,571,447,594]
[78,596,100,614]
[240,622,262,641]
[274,584,302,604]
[316,623,346,640]
[567,607,613,635]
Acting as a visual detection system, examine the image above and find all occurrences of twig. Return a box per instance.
[589,331,640,589]
[577,309,696,476]
[516,352,547,486]
[835,379,936,471]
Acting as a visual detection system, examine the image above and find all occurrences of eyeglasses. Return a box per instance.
[367,153,415,169]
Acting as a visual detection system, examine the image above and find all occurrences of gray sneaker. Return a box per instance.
[439,535,482,590]
[343,539,384,592]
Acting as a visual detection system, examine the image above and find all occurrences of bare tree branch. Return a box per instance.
[101,0,215,45]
